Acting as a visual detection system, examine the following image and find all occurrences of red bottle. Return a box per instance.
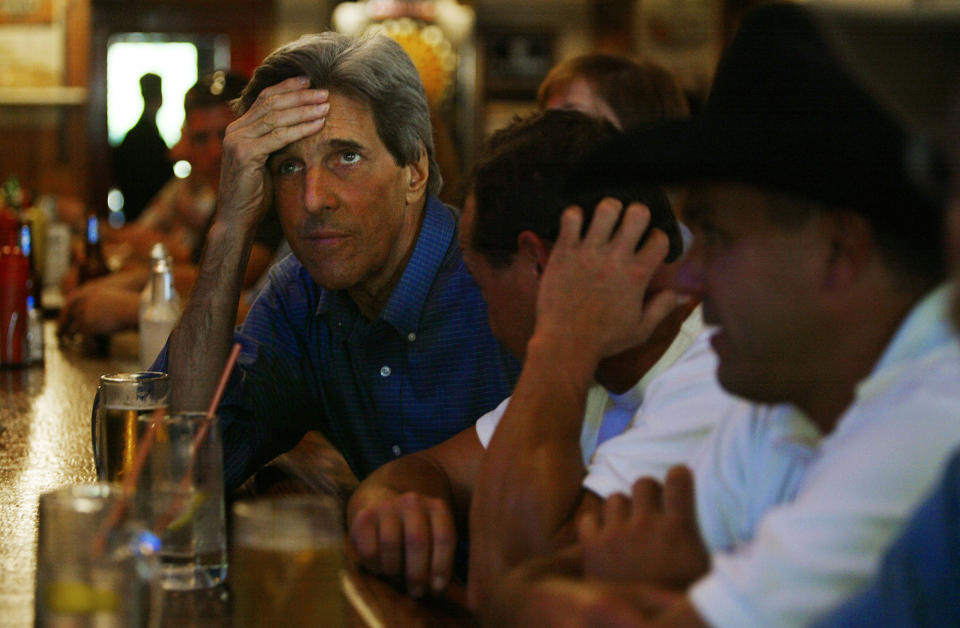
[0,205,18,249]
[0,245,28,367]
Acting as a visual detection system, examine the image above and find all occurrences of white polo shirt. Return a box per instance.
[690,284,960,628]
[476,308,707,466]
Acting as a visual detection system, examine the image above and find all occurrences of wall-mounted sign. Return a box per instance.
[0,0,54,24]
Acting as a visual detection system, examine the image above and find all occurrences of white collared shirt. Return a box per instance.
[690,284,960,628]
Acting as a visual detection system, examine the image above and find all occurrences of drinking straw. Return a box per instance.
[152,343,242,535]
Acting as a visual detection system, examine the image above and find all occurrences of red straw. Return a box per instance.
[153,343,242,535]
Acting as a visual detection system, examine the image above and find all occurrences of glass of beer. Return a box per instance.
[231,495,346,628]
[92,371,169,482]
[35,483,161,628]
[133,412,227,590]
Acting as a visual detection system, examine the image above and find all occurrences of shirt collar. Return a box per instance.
[856,282,957,400]
[380,195,455,335]
[315,195,455,337]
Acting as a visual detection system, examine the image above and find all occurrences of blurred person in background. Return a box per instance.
[538,53,689,131]
[113,72,172,223]
[539,52,690,216]
[103,70,256,265]
[58,71,284,339]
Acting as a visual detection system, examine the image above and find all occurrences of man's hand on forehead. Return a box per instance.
[532,197,679,364]
[216,77,330,223]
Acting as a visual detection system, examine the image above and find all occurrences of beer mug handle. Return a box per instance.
[91,386,103,479]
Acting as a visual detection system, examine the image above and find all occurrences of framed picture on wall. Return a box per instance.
[0,0,54,24]
[0,0,64,88]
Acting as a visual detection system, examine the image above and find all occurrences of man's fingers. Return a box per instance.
[610,202,652,252]
[576,509,601,542]
[248,77,325,112]
[426,499,456,594]
[602,492,631,527]
[663,465,697,522]
[348,510,382,571]
[555,206,585,249]
[634,228,671,276]
[582,197,625,246]
[397,495,433,596]
[637,289,680,343]
[631,477,663,515]
[246,102,329,138]
[375,508,404,576]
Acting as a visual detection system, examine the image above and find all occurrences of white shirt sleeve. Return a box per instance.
[474,396,512,449]
[691,404,820,553]
[689,393,960,628]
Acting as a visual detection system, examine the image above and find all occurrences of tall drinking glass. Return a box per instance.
[92,372,169,482]
[134,412,227,590]
[231,495,346,627]
[35,483,161,628]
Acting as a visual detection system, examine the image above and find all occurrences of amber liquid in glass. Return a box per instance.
[232,543,344,628]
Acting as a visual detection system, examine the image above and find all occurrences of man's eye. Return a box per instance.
[340,151,361,165]
[277,160,303,175]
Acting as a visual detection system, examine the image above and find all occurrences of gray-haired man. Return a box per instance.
[163,33,519,492]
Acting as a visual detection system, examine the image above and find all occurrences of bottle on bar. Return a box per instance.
[0,244,28,368]
[139,243,180,369]
[78,213,109,284]
[78,213,111,355]
[19,224,43,365]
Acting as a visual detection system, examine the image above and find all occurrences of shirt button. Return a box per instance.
[392,445,402,456]
[407,332,417,342]
[380,365,391,377]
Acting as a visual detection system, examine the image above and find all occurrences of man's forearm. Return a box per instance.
[168,217,257,411]
[469,333,599,605]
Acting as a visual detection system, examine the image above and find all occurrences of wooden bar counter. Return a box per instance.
[0,322,476,627]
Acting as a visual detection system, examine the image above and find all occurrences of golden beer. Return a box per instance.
[92,371,169,482]
[98,407,157,483]
[232,543,345,627]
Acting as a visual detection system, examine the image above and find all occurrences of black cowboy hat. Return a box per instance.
[573,2,960,219]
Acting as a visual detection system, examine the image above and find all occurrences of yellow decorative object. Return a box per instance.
[368,18,457,107]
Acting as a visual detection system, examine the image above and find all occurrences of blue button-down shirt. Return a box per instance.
[200,196,519,490]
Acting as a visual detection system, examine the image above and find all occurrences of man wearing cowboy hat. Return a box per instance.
[481,3,960,626]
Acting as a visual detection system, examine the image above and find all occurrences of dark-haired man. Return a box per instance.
[347,109,752,601]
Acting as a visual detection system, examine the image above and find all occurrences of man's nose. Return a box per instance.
[303,166,338,214]
[672,240,705,298]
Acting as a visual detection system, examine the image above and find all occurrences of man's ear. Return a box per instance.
[517,231,551,277]
[823,212,872,291]
[405,147,430,203]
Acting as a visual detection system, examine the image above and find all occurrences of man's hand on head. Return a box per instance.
[577,465,710,589]
[348,490,457,598]
[533,198,680,367]
[218,76,329,225]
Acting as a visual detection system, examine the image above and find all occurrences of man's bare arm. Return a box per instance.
[485,543,707,628]
[167,77,329,411]
[468,200,677,608]
[348,426,483,596]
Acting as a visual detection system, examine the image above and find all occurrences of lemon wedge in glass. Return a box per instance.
[165,490,208,532]
[45,580,120,614]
